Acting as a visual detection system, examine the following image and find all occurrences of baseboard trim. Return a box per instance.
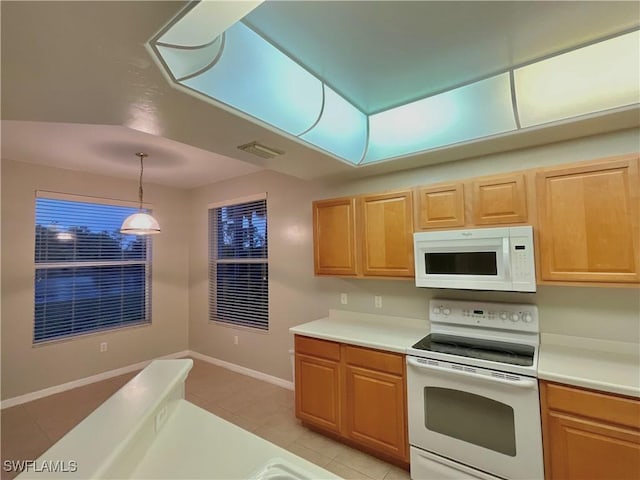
[189,350,294,391]
[0,350,190,409]
[1,349,294,409]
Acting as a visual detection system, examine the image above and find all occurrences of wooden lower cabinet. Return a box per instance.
[294,336,409,464]
[540,381,640,480]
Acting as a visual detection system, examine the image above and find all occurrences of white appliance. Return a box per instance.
[413,226,536,292]
[406,299,544,480]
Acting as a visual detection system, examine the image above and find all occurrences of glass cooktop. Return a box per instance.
[411,333,535,366]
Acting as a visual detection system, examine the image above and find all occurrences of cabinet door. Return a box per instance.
[344,365,408,461]
[536,157,640,283]
[545,411,640,480]
[471,173,527,225]
[359,190,414,277]
[295,353,342,434]
[313,197,358,275]
[416,183,465,229]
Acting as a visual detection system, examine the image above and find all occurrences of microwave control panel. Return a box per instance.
[510,230,535,285]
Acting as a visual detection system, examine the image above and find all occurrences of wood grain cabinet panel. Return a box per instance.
[415,183,465,229]
[471,173,527,225]
[295,352,342,434]
[294,336,410,465]
[345,365,408,461]
[313,197,358,276]
[359,190,414,277]
[540,381,640,480]
[536,156,640,283]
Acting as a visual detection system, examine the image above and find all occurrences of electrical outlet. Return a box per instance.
[100,342,108,352]
[340,293,348,305]
[374,296,382,309]
[234,335,239,345]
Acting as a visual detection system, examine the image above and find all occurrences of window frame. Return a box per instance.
[208,193,269,332]
[33,191,153,344]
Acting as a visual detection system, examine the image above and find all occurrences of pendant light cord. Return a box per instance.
[136,152,148,211]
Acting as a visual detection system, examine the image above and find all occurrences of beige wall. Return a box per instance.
[1,160,190,400]
[188,170,331,381]
[2,128,639,398]
[317,128,640,344]
[187,129,639,384]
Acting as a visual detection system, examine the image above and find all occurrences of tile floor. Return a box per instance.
[1,358,410,480]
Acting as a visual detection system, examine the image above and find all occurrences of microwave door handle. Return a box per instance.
[503,237,511,281]
[407,357,537,389]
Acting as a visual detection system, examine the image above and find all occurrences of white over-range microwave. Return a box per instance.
[414,225,536,292]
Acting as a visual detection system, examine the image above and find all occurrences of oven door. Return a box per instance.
[406,357,544,480]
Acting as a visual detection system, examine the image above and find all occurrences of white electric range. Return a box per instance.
[406,299,544,480]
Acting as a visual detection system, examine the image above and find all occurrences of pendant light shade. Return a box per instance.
[120,212,161,235]
[120,152,161,235]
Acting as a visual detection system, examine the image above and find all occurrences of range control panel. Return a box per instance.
[430,299,539,333]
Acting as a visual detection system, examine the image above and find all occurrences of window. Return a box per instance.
[208,195,268,330]
[34,193,151,343]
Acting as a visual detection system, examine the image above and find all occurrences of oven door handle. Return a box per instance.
[407,357,537,389]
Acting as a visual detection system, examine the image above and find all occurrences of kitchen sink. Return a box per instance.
[249,458,315,480]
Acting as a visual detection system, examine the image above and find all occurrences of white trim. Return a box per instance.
[0,350,190,409]
[207,192,267,210]
[0,349,294,409]
[36,190,153,209]
[189,350,294,390]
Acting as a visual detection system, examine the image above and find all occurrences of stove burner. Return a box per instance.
[412,333,535,367]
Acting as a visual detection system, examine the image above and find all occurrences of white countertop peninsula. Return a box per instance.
[538,333,640,398]
[130,400,339,479]
[18,359,339,480]
[289,309,429,353]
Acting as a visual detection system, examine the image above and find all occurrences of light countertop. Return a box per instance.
[131,400,340,479]
[289,309,429,353]
[538,333,640,398]
[291,311,639,399]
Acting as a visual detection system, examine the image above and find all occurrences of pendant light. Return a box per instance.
[120,152,161,235]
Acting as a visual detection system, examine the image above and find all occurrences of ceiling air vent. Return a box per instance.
[237,141,284,159]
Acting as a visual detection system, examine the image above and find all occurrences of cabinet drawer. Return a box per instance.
[543,382,640,429]
[344,345,404,376]
[295,335,341,361]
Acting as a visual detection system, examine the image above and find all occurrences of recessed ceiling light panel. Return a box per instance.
[514,30,640,128]
[149,3,639,168]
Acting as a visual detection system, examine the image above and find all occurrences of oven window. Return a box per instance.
[424,252,497,275]
[424,387,516,456]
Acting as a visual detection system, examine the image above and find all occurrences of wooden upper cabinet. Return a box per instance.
[313,197,358,275]
[536,156,640,283]
[471,173,528,225]
[416,183,465,229]
[359,190,414,277]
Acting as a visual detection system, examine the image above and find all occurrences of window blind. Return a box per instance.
[34,196,151,343]
[208,197,268,330]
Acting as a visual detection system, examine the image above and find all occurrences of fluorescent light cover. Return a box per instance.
[364,73,517,163]
[157,1,263,47]
[156,39,223,80]
[300,85,368,164]
[514,30,640,128]
[181,22,323,136]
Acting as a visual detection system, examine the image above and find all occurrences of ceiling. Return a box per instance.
[245,1,640,114]
[1,1,638,188]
